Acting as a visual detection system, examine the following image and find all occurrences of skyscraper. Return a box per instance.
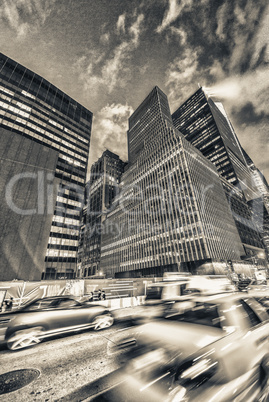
[172,88,266,259]
[100,87,245,278]
[172,88,258,201]
[0,53,92,280]
[78,150,125,277]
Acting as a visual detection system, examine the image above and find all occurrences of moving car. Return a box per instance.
[252,269,267,285]
[132,275,235,324]
[0,296,114,351]
[92,293,269,401]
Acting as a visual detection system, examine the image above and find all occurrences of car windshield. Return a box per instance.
[167,302,224,328]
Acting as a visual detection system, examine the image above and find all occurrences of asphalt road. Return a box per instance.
[0,319,135,402]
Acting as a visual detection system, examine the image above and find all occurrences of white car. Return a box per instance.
[91,293,269,401]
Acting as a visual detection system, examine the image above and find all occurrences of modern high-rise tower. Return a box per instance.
[172,88,258,201]
[0,53,92,280]
[100,87,245,277]
[172,88,266,260]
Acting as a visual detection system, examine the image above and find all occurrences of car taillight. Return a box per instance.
[175,355,218,389]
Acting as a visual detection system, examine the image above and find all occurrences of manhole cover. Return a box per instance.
[0,369,40,394]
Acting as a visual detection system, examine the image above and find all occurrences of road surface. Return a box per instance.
[0,320,134,401]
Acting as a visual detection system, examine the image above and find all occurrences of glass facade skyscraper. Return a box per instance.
[172,88,258,201]
[0,53,92,280]
[100,87,245,277]
[78,150,125,277]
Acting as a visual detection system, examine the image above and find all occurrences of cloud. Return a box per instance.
[156,0,193,33]
[163,0,269,122]
[235,102,267,125]
[157,0,268,75]
[0,0,56,38]
[165,47,203,109]
[204,68,269,116]
[76,13,144,95]
[250,7,269,68]
[100,32,110,45]
[169,26,187,44]
[215,0,268,73]
[203,79,241,101]
[88,103,134,172]
[116,13,126,35]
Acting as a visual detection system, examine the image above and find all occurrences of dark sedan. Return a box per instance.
[0,296,114,351]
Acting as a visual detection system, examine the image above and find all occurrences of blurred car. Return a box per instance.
[92,293,269,401]
[0,295,114,351]
[252,269,267,285]
[132,276,235,324]
[131,280,191,324]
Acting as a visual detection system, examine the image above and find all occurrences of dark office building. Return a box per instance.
[172,88,258,202]
[0,53,92,280]
[172,88,266,260]
[78,150,125,277]
[100,87,245,278]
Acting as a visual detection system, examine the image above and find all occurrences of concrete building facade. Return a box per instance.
[0,128,58,280]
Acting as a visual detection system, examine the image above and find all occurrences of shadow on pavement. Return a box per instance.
[59,368,123,402]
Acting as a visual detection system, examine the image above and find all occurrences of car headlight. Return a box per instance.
[168,385,188,402]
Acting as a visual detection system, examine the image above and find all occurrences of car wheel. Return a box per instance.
[6,326,44,351]
[92,315,114,331]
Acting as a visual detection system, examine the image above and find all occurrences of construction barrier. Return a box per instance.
[0,278,156,310]
[95,296,145,310]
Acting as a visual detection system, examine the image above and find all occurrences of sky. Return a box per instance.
[0,0,268,182]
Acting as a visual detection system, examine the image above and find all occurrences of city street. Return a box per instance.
[1,2,268,401]
[0,321,133,401]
